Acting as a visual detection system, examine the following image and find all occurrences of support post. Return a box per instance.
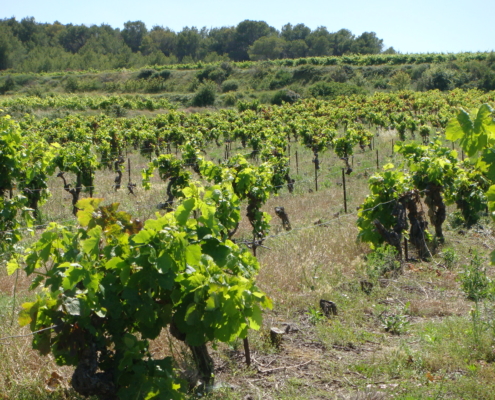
[243,338,251,366]
[342,168,347,214]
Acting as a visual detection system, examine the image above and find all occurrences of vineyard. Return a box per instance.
[1,87,495,399]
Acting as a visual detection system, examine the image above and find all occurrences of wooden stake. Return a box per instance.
[128,158,131,183]
[342,168,347,213]
[243,338,251,366]
[296,151,299,174]
[315,162,318,192]
[404,238,408,261]
[89,168,93,197]
[376,149,379,170]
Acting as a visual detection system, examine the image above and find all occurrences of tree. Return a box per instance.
[176,26,201,61]
[59,24,91,53]
[390,70,411,90]
[0,25,25,70]
[351,31,383,54]
[207,26,236,58]
[281,23,311,42]
[284,39,308,59]
[248,36,286,60]
[122,21,147,52]
[306,27,332,56]
[148,26,177,56]
[383,46,397,54]
[329,29,355,56]
[231,20,276,61]
[79,25,127,55]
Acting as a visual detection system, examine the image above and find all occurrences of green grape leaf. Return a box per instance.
[133,229,154,245]
[446,108,472,142]
[248,306,262,330]
[82,226,102,256]
[175,198,196,225]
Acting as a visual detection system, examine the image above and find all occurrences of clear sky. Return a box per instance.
[2,0,494,53]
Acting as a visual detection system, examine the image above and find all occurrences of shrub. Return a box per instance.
[152,69,172,80]
[137,69,156,79]
[390,70,411,90]
[220,61,233,74]
[308,81,366,99]
[221,79,239,93]
[64,76,79,92]
[191,81,217,107]
[419,66,457,91]
[223,92,238,106]
[268,69,292,90]
[0,76,15,94]
[366,244,400,281]
[197,66,227,84]
[460,253,492,302]
[271,89,301,105]
[292,65,321,82]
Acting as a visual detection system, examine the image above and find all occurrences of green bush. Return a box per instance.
[292,65,321,82]
[307,81,366,99]
[460,253,492,302]
[222,92,237,106]
[271,89,301,105]
[191,81,217,107]
[137,69,156,79]
[0,76,15,94]
[152,70,172,80]
[196,66,228,84]
[64,76,79,92]
[366,244,400,281]
[221,79,239,93]
[268,69,292,90]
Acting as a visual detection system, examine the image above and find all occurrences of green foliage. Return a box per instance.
[379,306,410,335]
[357,167,412,247]
[389,70,411,90]
[441,247,459,269]
[271,89,301,105]
[420,66,457,91]
[366,244,401,280]
[0,115,35,252]
[307,81,366,100]
[222,92,237,106]
[9,184,271,399]
[446,104,495,157]
[136,68,156,79]
[191,81,217,107]
[306,307,326,325]
[221,79,239,92]
[459,253,493,302]
[269,69,292,89]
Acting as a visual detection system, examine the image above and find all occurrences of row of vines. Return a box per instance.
[2,88,495,399]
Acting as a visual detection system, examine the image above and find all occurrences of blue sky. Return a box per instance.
[3,0,494,53]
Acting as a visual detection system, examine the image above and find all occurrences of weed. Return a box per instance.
[441,246,459,269]
[306,307,326,325]
[366,244,401,281]
[379,304,410,335]
[459,252,492,302]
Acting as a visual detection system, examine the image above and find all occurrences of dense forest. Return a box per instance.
[0,17,390,72]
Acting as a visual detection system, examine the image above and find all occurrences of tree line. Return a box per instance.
[0,17,391,72]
